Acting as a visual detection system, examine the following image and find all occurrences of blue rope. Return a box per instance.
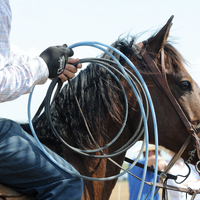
[28,41,159,200]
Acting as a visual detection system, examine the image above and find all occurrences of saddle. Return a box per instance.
[0,184,34,200]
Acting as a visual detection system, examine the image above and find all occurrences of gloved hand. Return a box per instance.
[40,44,74,78]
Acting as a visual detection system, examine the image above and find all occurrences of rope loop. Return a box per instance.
[28,41,159,200]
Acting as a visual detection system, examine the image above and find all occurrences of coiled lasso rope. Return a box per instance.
[28,41,159,200]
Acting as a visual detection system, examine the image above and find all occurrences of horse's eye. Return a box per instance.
[180,81,192,91]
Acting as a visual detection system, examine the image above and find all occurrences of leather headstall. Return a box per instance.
[136,42,200,172]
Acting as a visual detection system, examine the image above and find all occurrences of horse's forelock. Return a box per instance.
[164,42,188,73]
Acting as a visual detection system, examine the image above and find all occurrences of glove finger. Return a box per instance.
[62,49,73,67]
[62,44,68,48]
[64,48,74,57]
[55,44,68,48]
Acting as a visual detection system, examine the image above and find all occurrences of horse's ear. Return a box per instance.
[146,15,174,57]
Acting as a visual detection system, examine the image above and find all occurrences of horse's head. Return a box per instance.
[134,16,200,165]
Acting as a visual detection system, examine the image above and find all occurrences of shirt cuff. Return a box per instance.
[30,56,49,85]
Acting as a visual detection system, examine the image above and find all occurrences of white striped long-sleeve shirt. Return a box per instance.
[0,0,49,102]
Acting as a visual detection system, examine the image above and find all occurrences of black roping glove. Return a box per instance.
[39,44,74,78]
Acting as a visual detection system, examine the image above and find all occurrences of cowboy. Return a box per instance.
[0,1,83,199]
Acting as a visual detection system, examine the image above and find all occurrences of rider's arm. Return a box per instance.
[0,1,49,103]
[0,1,82,103]
[0,57,49,103]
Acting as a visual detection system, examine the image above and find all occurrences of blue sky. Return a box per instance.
[1,0,200,123]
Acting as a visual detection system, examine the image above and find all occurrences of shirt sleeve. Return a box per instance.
[0,1,12,66]
[0,56,49,102]
[0,1,49,103]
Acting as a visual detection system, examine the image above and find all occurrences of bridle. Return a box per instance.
[136,42,200,167]
[135,42,200,199]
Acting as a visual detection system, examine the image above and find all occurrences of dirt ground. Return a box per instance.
[109,181,165,200]
[109,181,129,200]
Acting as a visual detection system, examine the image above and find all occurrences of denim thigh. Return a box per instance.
[0,119,83,200]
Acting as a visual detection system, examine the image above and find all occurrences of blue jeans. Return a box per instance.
[0,119,83,200]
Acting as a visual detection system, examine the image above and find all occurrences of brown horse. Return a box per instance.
[19,16,200,200]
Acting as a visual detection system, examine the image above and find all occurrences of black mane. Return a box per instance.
[21,37,138,150]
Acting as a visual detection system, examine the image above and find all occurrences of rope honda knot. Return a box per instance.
[159,172,167,180]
